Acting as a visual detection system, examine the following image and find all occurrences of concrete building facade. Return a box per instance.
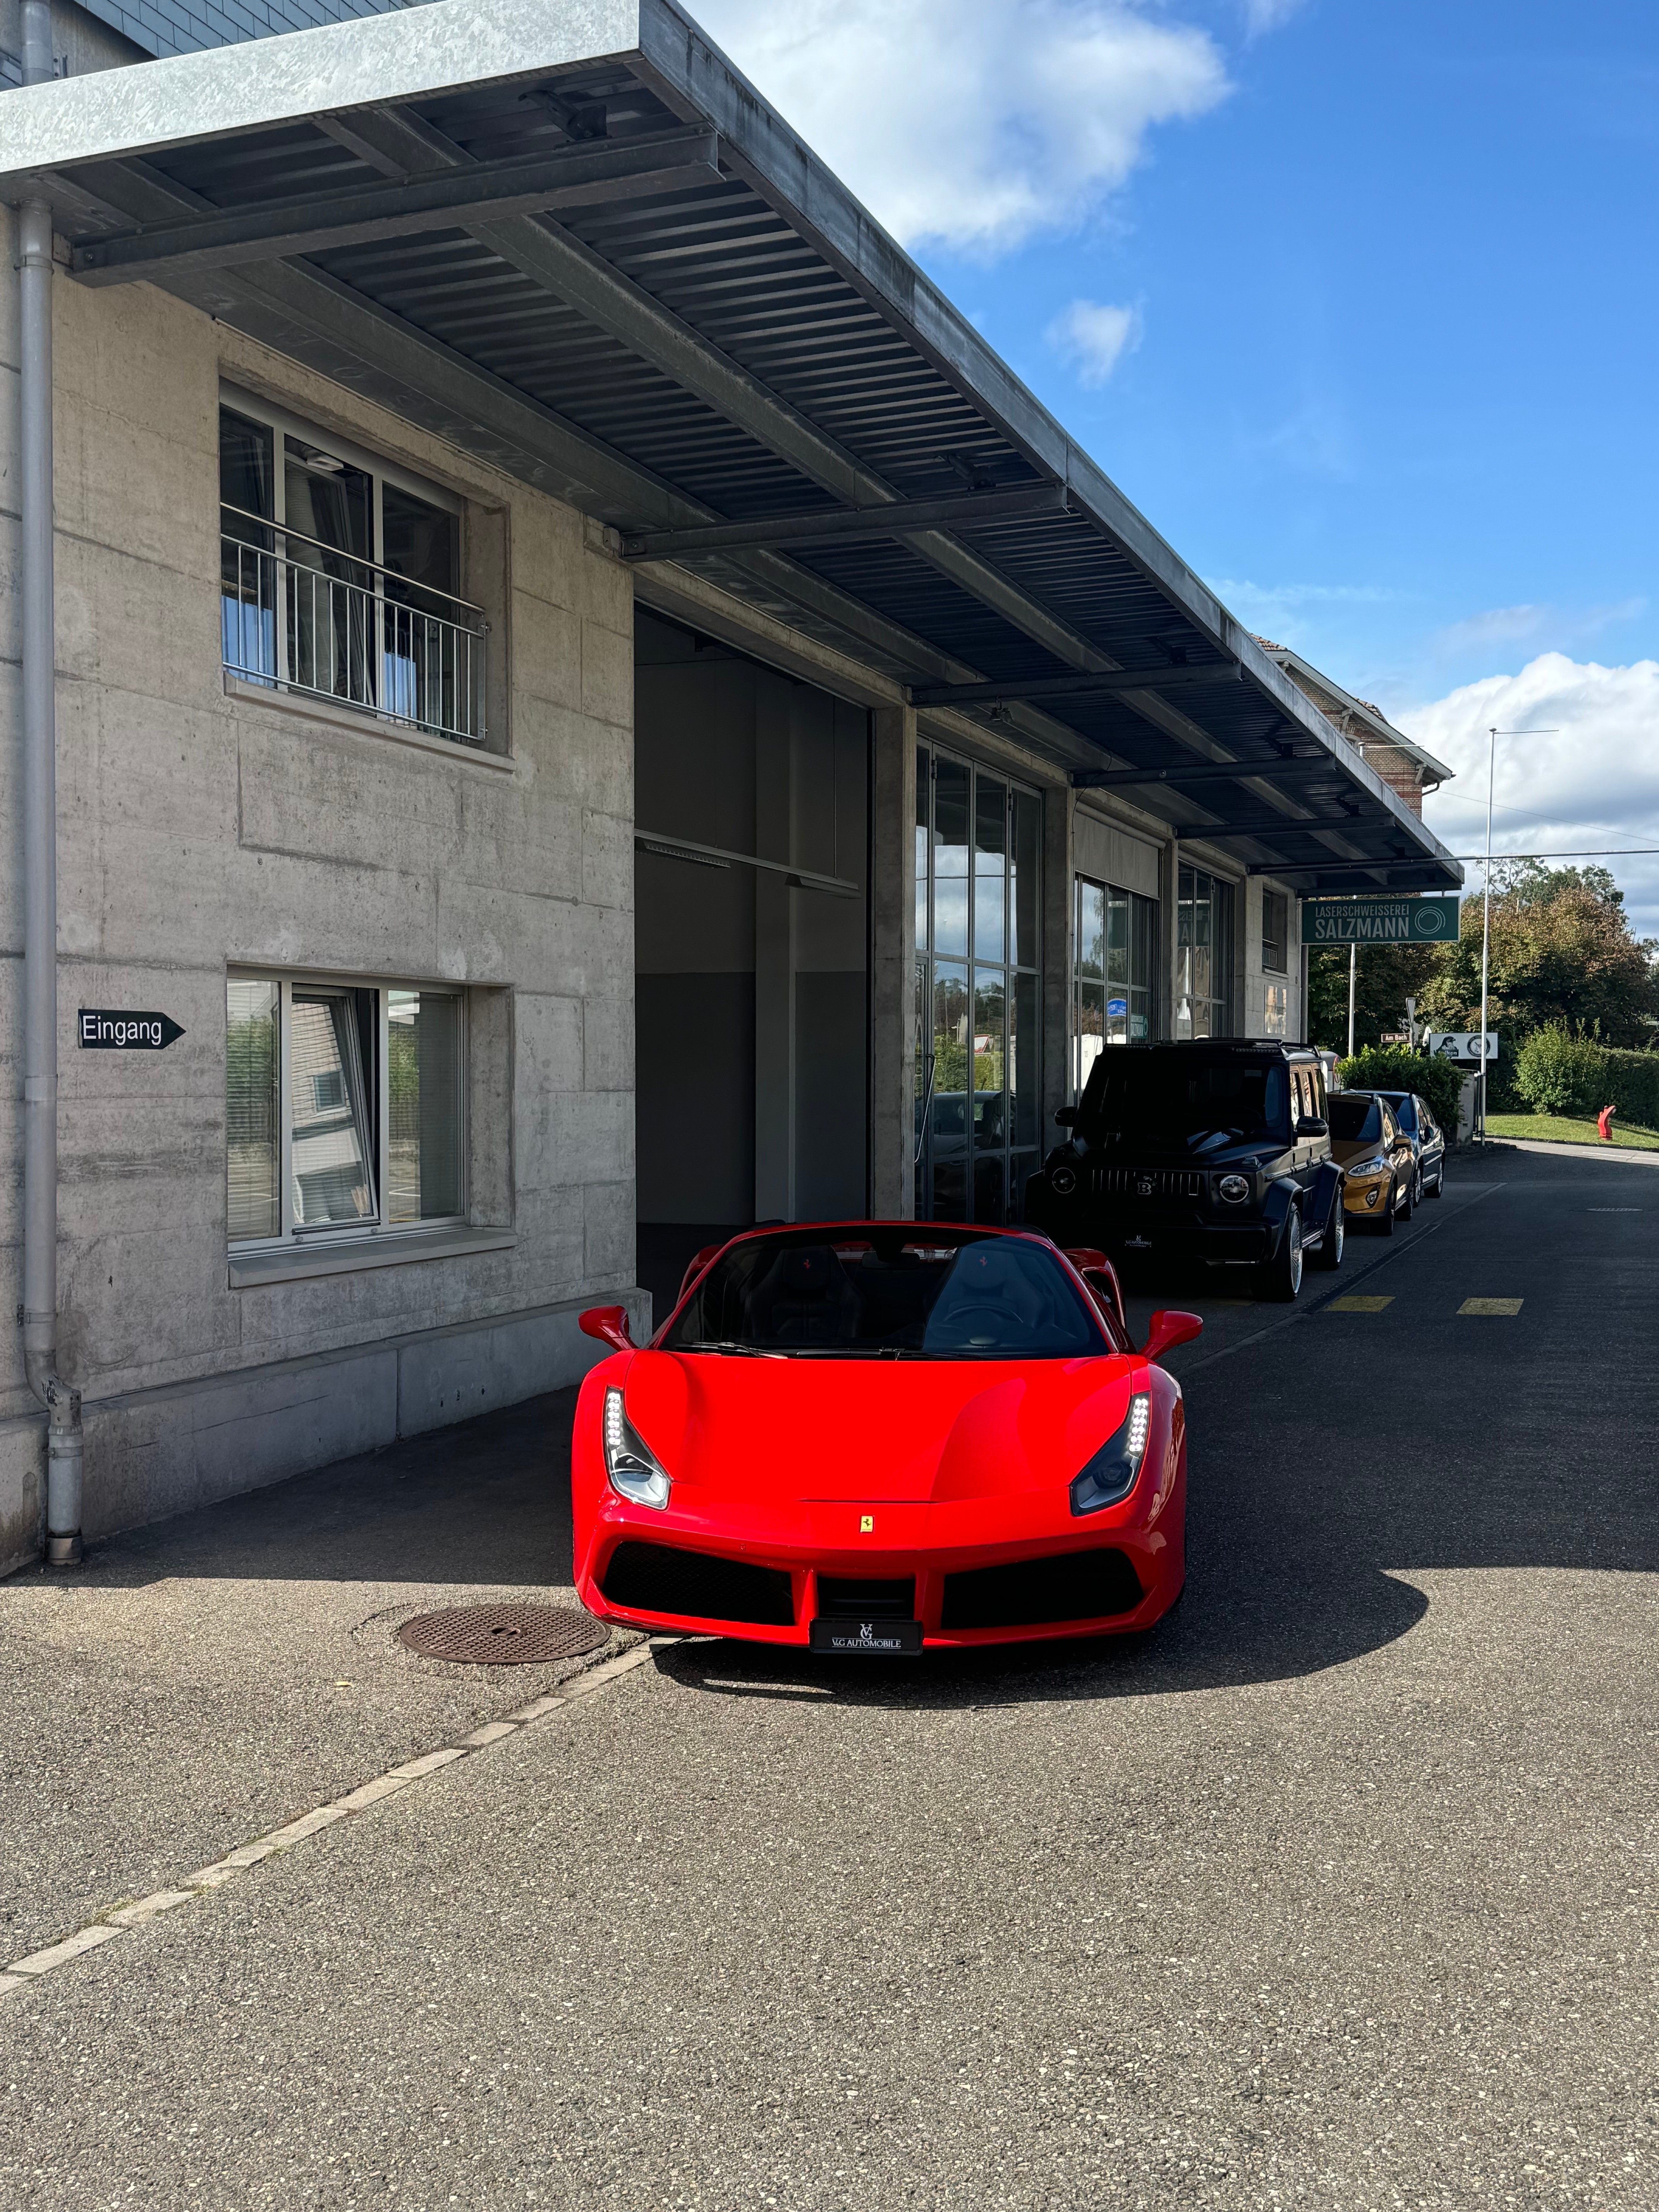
[0,0,1461,1570]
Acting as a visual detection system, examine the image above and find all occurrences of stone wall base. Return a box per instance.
[0,1286,649,1570]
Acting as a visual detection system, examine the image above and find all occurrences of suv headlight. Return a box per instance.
[1069,1393,1151,1515]
[1049,1164,1077,1195]
[603,1387,671,1510]
[1217,1174,1250,1202]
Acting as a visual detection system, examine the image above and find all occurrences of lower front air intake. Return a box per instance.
[601,1541,795,1627]
[940,1548,1144,1631]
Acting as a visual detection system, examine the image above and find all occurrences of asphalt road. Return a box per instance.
[3,1142,1657,2210]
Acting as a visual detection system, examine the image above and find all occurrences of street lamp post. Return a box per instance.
[1478,726,1559,1140]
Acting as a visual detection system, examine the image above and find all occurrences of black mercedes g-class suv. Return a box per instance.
[1025,1040,1345,1301]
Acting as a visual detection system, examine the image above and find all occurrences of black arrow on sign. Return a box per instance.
[77,1010,186,1051]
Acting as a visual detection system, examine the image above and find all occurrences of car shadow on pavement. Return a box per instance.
[52,1386,582,1594]
[651,1564,1432,1712]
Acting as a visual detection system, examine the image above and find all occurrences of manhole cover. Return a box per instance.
[397,1603,610,1666]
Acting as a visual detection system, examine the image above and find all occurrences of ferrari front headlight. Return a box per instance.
[603,1386,671,1510]
[1069,1393,1152,1516]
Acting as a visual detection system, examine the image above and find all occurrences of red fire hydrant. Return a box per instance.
[1597,1103,1616,1143]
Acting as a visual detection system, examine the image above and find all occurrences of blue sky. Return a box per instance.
[699,0,1659,928]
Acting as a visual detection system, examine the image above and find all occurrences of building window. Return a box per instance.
[1263,981,1289,1038]
[1262,888,1289,974]
[1071,875,1156,1094]
[227,974,465,1250]
[914,747,1042,1225]
[218,387,487,747]
[1175,866,1234,1039]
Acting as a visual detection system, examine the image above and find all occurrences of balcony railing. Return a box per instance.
[220,506,487,747]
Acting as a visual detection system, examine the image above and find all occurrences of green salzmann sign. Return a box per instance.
[1300,895,1461,945]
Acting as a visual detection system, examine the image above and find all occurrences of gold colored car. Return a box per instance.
[1326,1091,1416,1235]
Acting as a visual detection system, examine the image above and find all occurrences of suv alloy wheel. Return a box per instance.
[1262,1205,1303,1302]
[1311,1190,1344,1270]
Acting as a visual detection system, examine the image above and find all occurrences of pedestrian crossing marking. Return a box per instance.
[1327,1296,1393,1313]
[1458,1297,1523,1316]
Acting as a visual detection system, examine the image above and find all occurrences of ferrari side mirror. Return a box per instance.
[580,1304,635,1353]
[1140,1309,1204,1362]
[1054,1105,1077,1128]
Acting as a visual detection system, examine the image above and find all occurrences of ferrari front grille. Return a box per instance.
[1091,1167,1204,1202]
[816,1575,916,1620]
[601,1541,795,1627]
[939,1547,1144,1632]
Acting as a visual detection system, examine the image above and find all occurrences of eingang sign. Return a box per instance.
[1300,896,1460,945]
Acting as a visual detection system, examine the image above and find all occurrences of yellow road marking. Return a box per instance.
[1327,1295,1394,1313]
[1459,1297,1523,1316]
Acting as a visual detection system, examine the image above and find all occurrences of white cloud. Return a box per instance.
[1242,0,1311,33]
[690,0,1230,254]
[1212,578,1405,613]
[1207,576,1406,649]
[1046,299,1144,385]
[1406,653,1659,936]
[1432,597,1646,659]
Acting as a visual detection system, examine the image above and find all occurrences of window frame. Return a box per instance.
[1261,887,1289,975]
[227,966,468,1255]
[220,382,464,558]
[913,742,1043,1225]
[1070,871,1157,1096]
[1175,865,1235,1039]
[218,384,490,750]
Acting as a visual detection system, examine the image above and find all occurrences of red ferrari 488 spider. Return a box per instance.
[573,1223,1200,1654]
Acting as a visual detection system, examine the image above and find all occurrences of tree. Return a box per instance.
[1416,864,1659,1048]
[1309,940,1439,1053]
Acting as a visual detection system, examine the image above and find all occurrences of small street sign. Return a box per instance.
[1301,895,1461,945]
[78,1009,185,1051]
[1426,1030,1497,1061]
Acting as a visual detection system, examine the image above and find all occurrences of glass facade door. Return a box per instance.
[1071,875,1156,1094]
[1175,865,1235,1038]
[914,747,1042,1223]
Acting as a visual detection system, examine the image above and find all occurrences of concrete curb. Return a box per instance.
[1,1636,666,2001]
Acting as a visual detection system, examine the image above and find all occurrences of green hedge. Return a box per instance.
[1513,1023,1659,1124]
[1336,1046,1465,1135]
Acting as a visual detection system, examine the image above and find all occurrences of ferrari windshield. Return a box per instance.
[1076,1051,1291,1152]
[662,1227,1106,1358]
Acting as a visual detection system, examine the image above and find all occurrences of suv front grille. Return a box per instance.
[1090,1166,1204,1202]
[602,1542,795,1626]
[940,1548,1144,1632]
[816,1575,916,1620]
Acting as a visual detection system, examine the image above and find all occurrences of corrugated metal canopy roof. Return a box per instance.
[0,0,1460,891]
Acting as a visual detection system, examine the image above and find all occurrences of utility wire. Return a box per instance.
[1446,847,1659,861]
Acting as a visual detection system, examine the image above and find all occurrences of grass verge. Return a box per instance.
[1484,1112,1659,1151]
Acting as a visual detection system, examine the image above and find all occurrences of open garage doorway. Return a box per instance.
[634,611,870,1323]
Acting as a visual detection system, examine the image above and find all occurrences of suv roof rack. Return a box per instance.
[1156,1037,1319,1055]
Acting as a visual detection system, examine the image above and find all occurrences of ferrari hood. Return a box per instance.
[619,1349,1138,1504]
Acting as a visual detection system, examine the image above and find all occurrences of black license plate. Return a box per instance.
[809,1616,924,1656]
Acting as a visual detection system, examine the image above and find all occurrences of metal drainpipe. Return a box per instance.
[18,0,83,1567]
